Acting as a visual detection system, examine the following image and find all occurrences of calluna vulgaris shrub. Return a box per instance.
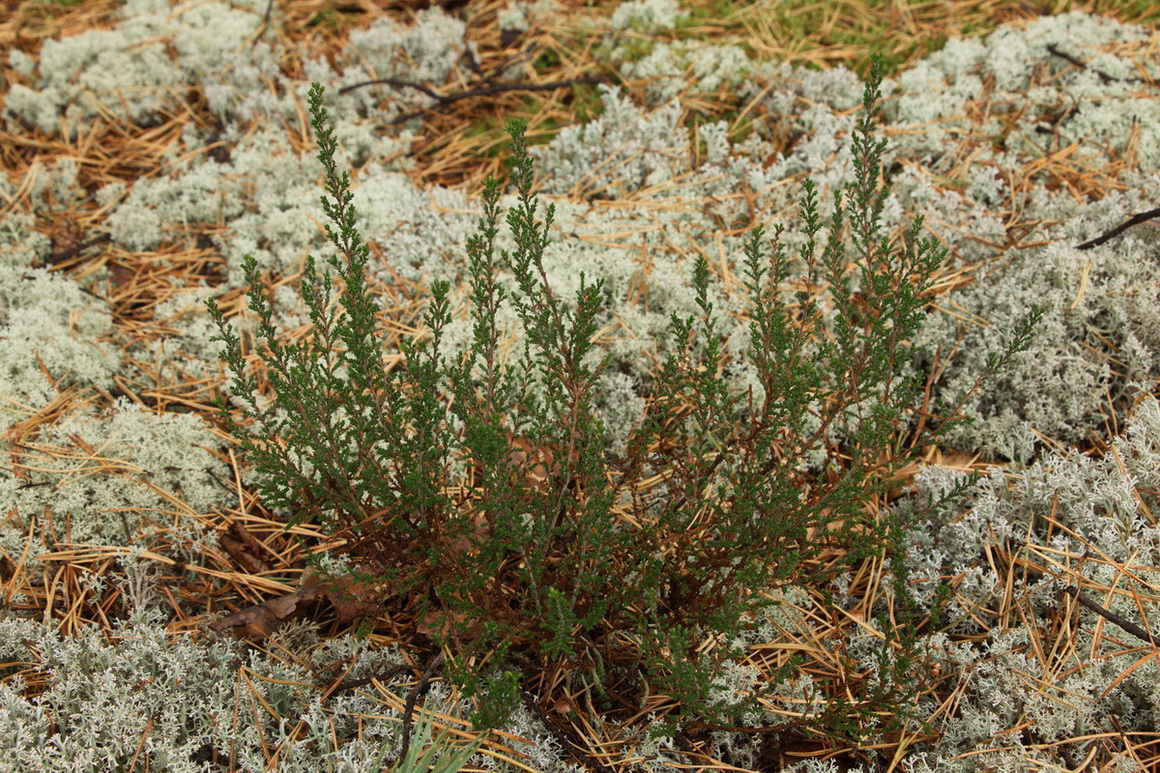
[206,55,1043,738]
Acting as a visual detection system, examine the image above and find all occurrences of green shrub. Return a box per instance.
[206,55,1043,738]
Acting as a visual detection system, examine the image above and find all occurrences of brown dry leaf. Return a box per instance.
[324,573,392,624]
[442,510,490,562]
[211,573,389,639]
[219,522,272,575]
[211,584,333,639]
[299,564,321,589]
[507,433,578,494]
[415,605,488,643]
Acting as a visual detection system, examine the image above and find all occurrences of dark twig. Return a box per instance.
[244,0,275,50]
[341,77,445,101]
[324,662,419,698]
[1074,206,1160,250]
[399,651,445,762]
[338,74,607,100]
[1061,585,1158,646]
[338,75,612,125]
[1046,44,1145,85]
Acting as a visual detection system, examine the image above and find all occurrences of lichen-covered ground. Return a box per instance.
[2,1,1159,770]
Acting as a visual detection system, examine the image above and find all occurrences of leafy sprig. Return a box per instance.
[207,57,1043,741]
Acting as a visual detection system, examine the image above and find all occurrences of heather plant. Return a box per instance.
[206,57,1042,738]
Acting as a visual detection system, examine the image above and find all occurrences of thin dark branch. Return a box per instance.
[340,74,607,101]
[324,662,418,697]
[338,75,612,125]
[244,0,274,50]
[342,77,444,101]
[1046,44,1144,85]
[1061,585,1158,646]
[398,651,445,762]
[1075,206,1160,250]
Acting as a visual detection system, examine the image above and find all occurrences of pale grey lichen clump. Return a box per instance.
[619,42,754,104]
[899,392,1160,629]
[891,13,1160,167]
[0,396,229,587]
[540,11,1160,463]
[3,0,276,138]
[497,0,562,38]
[0,610,590,772]
[0,611,486,773]
[3,0,1160,769]
[608,0,689,33]
[0,263,120,407]
[911,212,1160,462]
[875,394,1160,771]
[874,11,1160,460]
